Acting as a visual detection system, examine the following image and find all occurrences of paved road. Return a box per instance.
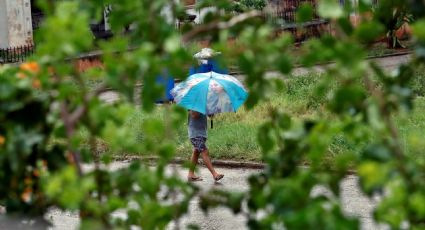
[44,162,389,230]
[290,53,411,77]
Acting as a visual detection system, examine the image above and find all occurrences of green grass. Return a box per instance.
[107,75,321,162]
[177,120,261,161]
[396,98,425,161]
[103,68,425,163]
[365,40,412,57]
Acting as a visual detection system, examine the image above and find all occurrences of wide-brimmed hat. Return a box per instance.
[193,48,221,59]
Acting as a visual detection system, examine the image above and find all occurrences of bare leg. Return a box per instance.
[188,150,201,179]
[200,149,223,180]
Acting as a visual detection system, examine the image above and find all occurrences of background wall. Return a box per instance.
[0,0,33,48]
[0,0,9,48]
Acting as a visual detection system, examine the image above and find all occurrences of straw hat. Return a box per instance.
[193,48,221,59]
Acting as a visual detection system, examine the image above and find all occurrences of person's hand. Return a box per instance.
[208,114,215,118]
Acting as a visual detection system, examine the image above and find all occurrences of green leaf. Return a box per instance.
[354,21,385,43]
[337,17,354,35]
[362,144,393,162]
[318,0,344,19]
[277,55,293,74]
[297,3,314,23]
[409,192,425,219]
[164,35,182,53]
[143,118,165,138]
[412,19,425,41]
[278,113,292,130]
[257,123,275,153]
[157,142,176,159]
[329,85,366,114]
[357,161,389,193]
[375,178,408,228]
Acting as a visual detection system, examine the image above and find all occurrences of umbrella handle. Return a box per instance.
[210,119,213,129]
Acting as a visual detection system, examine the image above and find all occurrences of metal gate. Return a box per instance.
[266,0,329,42]
[0,44,35,64]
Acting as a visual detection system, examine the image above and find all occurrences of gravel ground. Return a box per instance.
[35,162,388,230]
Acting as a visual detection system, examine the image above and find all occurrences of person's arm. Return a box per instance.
[190,110,200,119]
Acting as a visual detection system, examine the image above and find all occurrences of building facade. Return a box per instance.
[0,0,33,48]
[0,0,336,63]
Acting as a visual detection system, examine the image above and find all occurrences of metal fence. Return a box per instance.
[177,0,329,42]
[0,44,35,64]
[267,0,320,22]
[339,0,379,7]
[265,0,329,42]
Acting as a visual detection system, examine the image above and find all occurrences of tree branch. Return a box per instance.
[182,10,262,42]
[68,84,109,125]
[365,64,404,159]
[60,102,83,176]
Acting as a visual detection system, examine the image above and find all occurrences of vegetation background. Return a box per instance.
[0,0,424,229]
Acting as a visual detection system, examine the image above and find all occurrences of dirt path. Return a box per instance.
[41,162,390,230]
[290,52,411,76]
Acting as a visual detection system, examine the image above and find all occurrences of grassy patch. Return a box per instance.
[409,64,425,96]
[396,98,425,161]
[366,41,412,57]
[97,69,425,164]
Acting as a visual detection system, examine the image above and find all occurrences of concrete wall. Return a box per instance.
[0,0,9,48]
[0,0,33,48]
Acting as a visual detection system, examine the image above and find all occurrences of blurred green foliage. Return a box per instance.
[230,0,267,12]
[0,0,424,229]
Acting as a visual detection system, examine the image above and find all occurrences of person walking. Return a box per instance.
[187,110,224,182]
[171,46,245,182]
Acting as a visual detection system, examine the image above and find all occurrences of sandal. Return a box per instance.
[188,176,203,182]
[214,174,224,182]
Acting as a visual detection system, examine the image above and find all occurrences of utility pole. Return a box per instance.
[0,0,33,48]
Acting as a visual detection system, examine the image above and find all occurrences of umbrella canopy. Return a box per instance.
[170,71,248,115]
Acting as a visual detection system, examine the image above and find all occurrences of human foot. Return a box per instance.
[187,176,203,182]
[213,174,224,182]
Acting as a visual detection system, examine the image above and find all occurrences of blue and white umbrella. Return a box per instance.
[170,71,248,115]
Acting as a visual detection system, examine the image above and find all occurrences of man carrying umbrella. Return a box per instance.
[171,47,248,182]
[187,109,223,182]
[187,47,224,182]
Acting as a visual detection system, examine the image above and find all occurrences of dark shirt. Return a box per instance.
[188,112,207,138]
